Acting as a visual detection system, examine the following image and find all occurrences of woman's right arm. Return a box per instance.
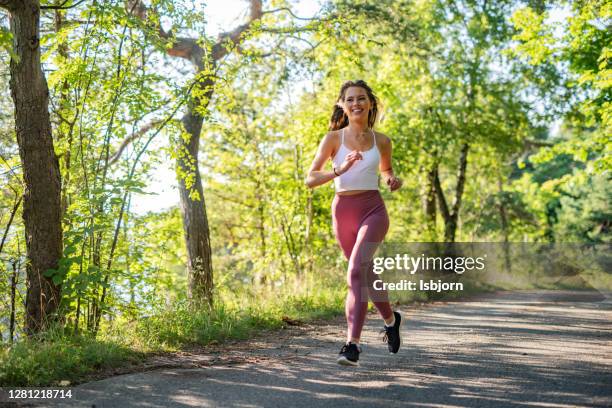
[304,132,337,189]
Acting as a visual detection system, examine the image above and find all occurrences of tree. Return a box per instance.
[0,0,63,334]
[128,0,264,306]
[509,0,611,243]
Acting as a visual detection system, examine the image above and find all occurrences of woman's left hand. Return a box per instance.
[387,176,402,192]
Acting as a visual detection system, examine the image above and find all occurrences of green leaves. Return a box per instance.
[0,25,17,61]
[510,7,556,66]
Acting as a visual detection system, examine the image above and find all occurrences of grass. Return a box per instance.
[0,283,346,387]
[133,285,346,349]
[0,329,143,387]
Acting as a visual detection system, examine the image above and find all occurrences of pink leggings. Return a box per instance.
[332,190,393,340]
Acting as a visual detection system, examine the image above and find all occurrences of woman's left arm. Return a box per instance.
[378,133,402,192]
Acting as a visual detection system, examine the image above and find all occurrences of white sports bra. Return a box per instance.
[332,128,380,192]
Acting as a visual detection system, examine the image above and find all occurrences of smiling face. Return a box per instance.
[341,86,371,123]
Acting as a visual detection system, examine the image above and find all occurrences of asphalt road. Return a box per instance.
[9,290,612,408]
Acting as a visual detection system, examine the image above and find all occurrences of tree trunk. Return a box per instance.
[304,188,313,274]
[9,258,19,343]
[497,175,512,272]
[434,143,469,242]
[253,181,267,286]
[178,108,213,307]
[446,143,469,242]
[423,163,437,237]
[4,0,64,335]
[54,9,71,219]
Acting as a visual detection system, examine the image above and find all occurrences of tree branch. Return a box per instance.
[166,37,200,60]
[209,190,256,208]
[108,119,164,165]
[0,153,22,190]
[262,6,322,21]
[127,0,263,64]
[259,25,318,34]
[524,138,555,148]
[0,195,22,257]
[41,0,88,10]
[127,0,201,61]
[212,0,263,61]
[127,0,175,44]
[0,165,22,178]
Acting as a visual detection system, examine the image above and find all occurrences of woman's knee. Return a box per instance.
[346,261,369,286]
[346,267,359,286]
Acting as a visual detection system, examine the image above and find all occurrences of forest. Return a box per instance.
[0,0,609,386]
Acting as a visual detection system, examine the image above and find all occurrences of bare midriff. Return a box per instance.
[337,190,375,196]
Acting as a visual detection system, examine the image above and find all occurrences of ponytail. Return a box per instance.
[329,105,349,131]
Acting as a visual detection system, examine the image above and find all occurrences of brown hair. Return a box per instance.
[329,80,379,131]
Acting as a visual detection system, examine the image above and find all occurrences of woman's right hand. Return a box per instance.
[337,150,362,175]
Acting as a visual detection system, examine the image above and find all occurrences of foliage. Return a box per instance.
[508,0,610,243]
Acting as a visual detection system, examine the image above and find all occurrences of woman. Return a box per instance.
[305,80,403,366]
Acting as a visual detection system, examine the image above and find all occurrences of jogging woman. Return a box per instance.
[305,80,403,366]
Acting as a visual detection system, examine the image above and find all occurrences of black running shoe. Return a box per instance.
[337,342,360,366]
[381,311,402,353]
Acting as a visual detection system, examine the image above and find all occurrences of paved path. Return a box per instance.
[14,290,612,407]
